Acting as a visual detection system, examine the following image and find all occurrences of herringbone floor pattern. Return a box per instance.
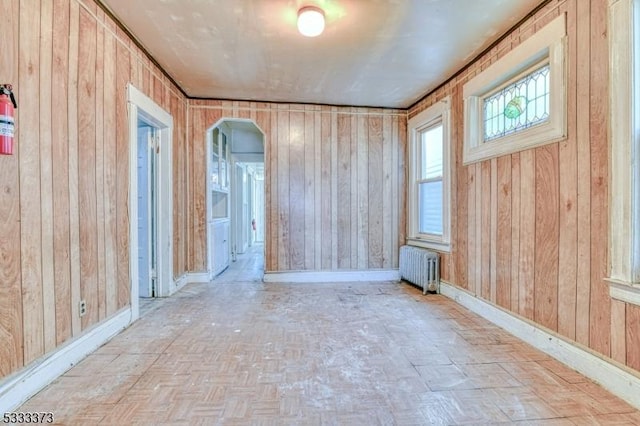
[19,245,640,425]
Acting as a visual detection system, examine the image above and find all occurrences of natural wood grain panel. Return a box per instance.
[337,114,351,269]
[626,304,640,371]
[575,0,592,348]
[382,114,393,269]
[357,112,369,270]
[0,0,23,376]
[510,153,521,313]
[52,0,72,345]
[557,0,578,342]
[610,299,626,365]
[19,0,44,365]
[95,7,107,322]
[288,111,305,270]
[103,25,118,317]
[368,115,383,268]
[40,0,56,352]
[481,161,491,300]
[534,144,559,332]
[519,150,535,320]
[78,8,99,329]
[467,164,478,295]
[115,27,131,310]
[496,156,511,309]
[320,108,332,270]
[277,108,291,270]
[588,0,610,357]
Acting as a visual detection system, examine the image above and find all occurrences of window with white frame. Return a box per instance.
[607,0,640,306]
[463,14,567,164]
[408,97,450,251]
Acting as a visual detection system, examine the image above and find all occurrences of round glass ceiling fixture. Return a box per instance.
[297,6,325,37]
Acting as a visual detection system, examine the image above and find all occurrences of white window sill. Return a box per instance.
[406,237,450,253]
[607,279,640,307]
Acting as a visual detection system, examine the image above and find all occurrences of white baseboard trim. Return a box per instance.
[263,269,400,283]
[439,280,640,410]
[185,272,210,284]
[0,308,132,412]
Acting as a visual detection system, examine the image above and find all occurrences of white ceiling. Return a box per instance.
[99,0,545,108]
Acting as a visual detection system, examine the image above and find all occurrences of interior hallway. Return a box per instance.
[19,245,640,425]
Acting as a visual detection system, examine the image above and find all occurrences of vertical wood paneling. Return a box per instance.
[68,0,82,331]
[39,0,56,352]
[626,304,640,371]
[288,111,305,270]
[78,8,98,328]
[330,107,339,269]
[303,107,315,270]
[510,153,521,313]
[1,0,190,382]
[588,0,610,356]
[0,0,23,376]
[115,26,130,309]
[519,150,535,320]
[453,87,468,289]
[397,115,407,263]
[558,0,578,341]
[610,299,626,364]
[268,105,278,271]
[467,164,478,295]
[382,114,393,268]
[337,114,351,269]
[320,107,332,269]
[496,156,511,309]
[95,7,106,322]
[391,114,400,269]
[575,0,592,347]
[52,0,72,345]
[313,106,322,270]
[407,0,636,377]
[481,161,491,300]
[350,111,358,268]
[357,112,369,269]
[277,107,290,270]
[368,115,383,268]
[103,21,118,316]
[534,144,559,331]
[19,0,44,364]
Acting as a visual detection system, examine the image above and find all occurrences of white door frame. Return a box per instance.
[127,84,173,320]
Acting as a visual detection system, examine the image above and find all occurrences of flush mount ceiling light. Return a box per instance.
[297,6,325,37]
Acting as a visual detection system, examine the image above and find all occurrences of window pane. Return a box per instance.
[420,124,443,179]
[419,180,443,235]
[483,63,550,142]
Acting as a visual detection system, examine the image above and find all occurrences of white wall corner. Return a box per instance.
[439,281,640,410]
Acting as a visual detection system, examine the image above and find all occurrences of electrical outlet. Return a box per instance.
[79,300,87,317]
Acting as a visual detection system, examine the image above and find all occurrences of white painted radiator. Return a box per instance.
[399,245,440,294]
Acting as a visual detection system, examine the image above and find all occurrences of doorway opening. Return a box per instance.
[127,84,173,320]
[206,119,265,280]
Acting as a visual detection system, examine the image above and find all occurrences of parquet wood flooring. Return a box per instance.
[18,245,640,424]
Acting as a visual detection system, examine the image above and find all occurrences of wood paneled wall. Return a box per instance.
[0,0,188,379]
[409,0,640,374]
[187,101,407,273]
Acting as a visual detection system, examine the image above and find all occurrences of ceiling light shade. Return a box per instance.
[297,6,325,37]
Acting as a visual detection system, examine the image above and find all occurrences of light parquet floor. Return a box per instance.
[19,244,640,425]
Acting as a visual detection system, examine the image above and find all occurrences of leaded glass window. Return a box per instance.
[483,63,550,142]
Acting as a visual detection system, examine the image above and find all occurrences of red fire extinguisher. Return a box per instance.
[0,84,17,155]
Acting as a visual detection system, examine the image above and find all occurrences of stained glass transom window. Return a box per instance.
[483,63,550,142]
